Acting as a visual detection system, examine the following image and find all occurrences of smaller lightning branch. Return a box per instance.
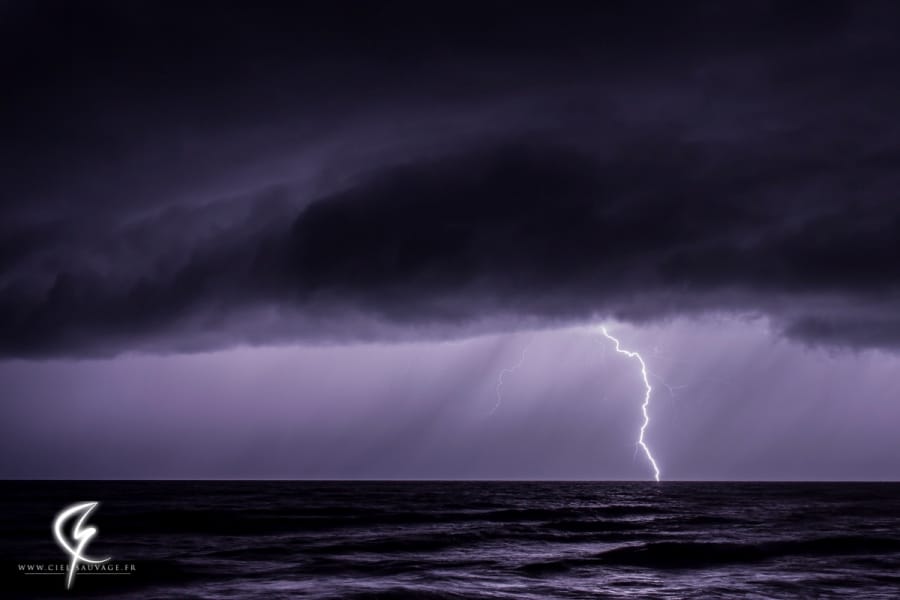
[600,326,661,482]
[490,337,534,415]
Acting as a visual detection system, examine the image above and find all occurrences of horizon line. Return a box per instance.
[3,478,899,483]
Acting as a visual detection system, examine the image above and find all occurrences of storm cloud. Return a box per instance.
[2,1,900,356]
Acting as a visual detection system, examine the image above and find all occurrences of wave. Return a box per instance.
[520,535,900,572]
[341,589,481,600]
[545,518,645,533]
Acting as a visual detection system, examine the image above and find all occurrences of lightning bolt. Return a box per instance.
[490,337,533,415]
[600,326,661,482]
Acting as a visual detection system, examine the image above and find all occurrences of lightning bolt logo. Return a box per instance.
[53,501,111,590]
[600,326,661,481]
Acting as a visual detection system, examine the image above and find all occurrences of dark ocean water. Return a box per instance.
[2,482,899,599]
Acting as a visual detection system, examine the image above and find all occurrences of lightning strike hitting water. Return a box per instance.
[490,337,533,415]
[600,326,662,482]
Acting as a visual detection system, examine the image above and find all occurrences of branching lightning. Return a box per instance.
[600,326,661,482]
[490,337,533,415]
[489,327,661,482]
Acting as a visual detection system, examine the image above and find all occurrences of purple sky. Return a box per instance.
[2,317,898,480]
[2,3,900,479]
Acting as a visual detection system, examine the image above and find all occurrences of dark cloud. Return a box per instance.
[3,137,900,356]
[2,1,900,356]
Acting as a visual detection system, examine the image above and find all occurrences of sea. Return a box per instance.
[2,481,899,599]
